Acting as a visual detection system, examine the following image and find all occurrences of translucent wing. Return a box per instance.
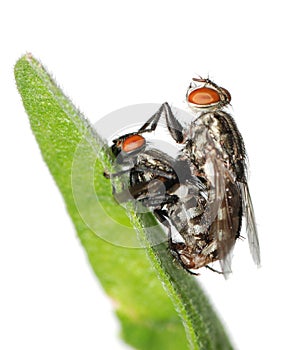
[211,157,241,277]
[201,143,240,277]
[207,155,261,274]
[240,182,261,266]
[197,124,259,276]
[197,134,226,232]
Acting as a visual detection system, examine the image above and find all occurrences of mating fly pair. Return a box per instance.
[106,77,260,276]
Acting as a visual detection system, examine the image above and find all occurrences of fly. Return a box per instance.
[105,77,260,276]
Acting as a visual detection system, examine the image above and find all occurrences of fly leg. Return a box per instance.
[137,102,186,144]
[105,160,176,181]
[139,194,178,208]
[103,166,135,196]
[103,168,132,179]
[162,102,185,143]
[137,103,165,134]
[205,265,224,274]
[153,209,174,245]
[114,174,179,204]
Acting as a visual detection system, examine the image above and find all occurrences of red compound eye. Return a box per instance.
[188,87,221,106]
[122,134,145,153]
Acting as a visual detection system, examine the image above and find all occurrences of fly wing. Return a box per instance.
[198,148,225,231]
[208,155,241,277]
[240,182,261,266]
[197,129,241,276]
[202,152,260,275]
[219,179,242,277]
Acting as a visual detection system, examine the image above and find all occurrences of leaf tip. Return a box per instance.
[14,52,39,75]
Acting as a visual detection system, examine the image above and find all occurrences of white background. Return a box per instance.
[1,1,296,349]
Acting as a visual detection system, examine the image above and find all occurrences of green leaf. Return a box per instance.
[14,53,234,350]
